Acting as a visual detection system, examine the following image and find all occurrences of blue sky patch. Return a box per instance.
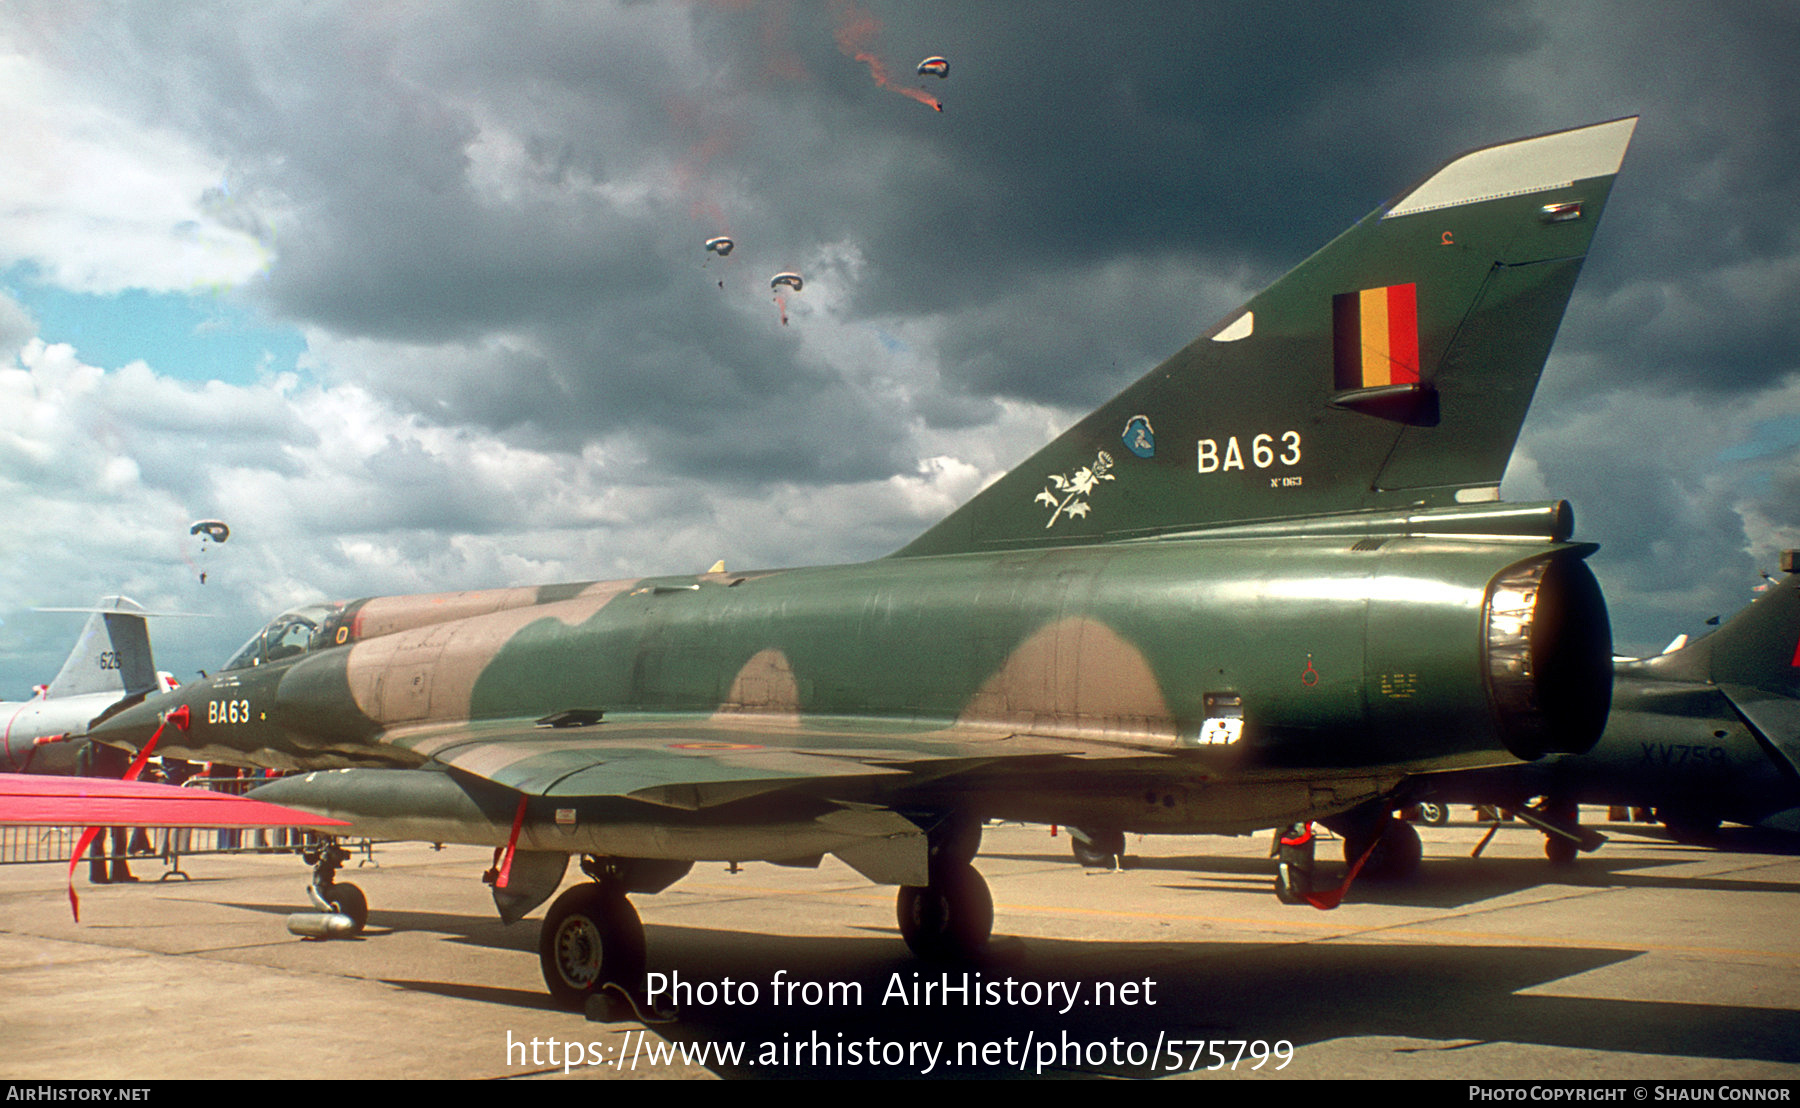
[1717,415,1800,465]
[5,266,307,385]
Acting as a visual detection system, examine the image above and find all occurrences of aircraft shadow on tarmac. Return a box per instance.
[217,901,541,954]
[384,926,1800,1077]
[991,836,1800,911]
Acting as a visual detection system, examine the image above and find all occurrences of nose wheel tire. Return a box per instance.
[539,883,646,1011]
[326,882,368,935]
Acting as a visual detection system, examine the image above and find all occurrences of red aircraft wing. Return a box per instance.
[0,773,346,828]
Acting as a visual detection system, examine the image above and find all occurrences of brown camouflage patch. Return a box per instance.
[961,618,1178,744]
[352,586,544,642]
[347,579,641,724]
[714,647,803,721]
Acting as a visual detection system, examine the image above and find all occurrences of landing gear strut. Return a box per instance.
[302,838,367,935]
[1505,796,1604,864]
[895,814,993,960]
[1543,798,1579,864]
[1273,822,1315,904]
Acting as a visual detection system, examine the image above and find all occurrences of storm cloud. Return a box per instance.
[2,0,1798,685]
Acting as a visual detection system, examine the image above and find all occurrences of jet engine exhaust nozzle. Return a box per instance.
[1485,554,1612,761]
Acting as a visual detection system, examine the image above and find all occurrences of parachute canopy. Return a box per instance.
[704,236,735,257]
[770,272,804,293]
[189,520,230,543]
[917,56,949,78]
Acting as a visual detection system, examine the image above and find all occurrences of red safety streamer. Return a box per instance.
[68,704,190,921]
[494,794,529,890]
[1304,829,1380,911]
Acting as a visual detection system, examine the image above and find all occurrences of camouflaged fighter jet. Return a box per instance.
[91,118,1634,1010]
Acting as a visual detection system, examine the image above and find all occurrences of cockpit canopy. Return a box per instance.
[222,603,343,671]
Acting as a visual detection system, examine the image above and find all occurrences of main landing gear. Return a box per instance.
[896,814,993,961]
[538,855,653,1015]
[1341,814,1422,882]
[540,881,647,1015]
[1068,827,1126,869]
[1273,809,1422,907]
[1514,796,1604,864]
[897,864,993,961]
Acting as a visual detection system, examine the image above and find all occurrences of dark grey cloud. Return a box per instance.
[7,0,1800,670]
[18,3,1568,426]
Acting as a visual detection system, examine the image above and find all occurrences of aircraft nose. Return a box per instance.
[86,694,184,753]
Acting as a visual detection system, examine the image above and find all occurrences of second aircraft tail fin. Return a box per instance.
[38,597,159,701]
[1676,561,1800,699]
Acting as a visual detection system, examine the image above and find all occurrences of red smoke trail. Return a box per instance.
[831,2,942,111]
[759,0,808,82]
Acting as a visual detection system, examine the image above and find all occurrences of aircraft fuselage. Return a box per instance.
[102,525,1609,843]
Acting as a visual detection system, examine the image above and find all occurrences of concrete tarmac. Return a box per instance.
[2,815,1798,1080]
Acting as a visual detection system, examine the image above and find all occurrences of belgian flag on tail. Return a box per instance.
[1334,283,1419,390]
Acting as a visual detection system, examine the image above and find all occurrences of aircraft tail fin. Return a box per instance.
[40,597,159,700]
[897,117,1637,558]
[1673,561,1800,698]
[1653,559,1800,781]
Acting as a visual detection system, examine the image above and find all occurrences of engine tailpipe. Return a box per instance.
[1485,552,1612,760]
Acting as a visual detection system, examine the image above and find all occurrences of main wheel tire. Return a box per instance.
[1544,835,1578,865]
[326,882,368,936]
[896,862,993,961]
[1418,803,1449,827]
[539,884,647,1011]
[1345,819,1422,881]
[1274,861,1311,904]
[1070,828,1125,868]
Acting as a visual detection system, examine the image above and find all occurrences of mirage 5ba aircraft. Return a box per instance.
[92,118,1635,1010]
